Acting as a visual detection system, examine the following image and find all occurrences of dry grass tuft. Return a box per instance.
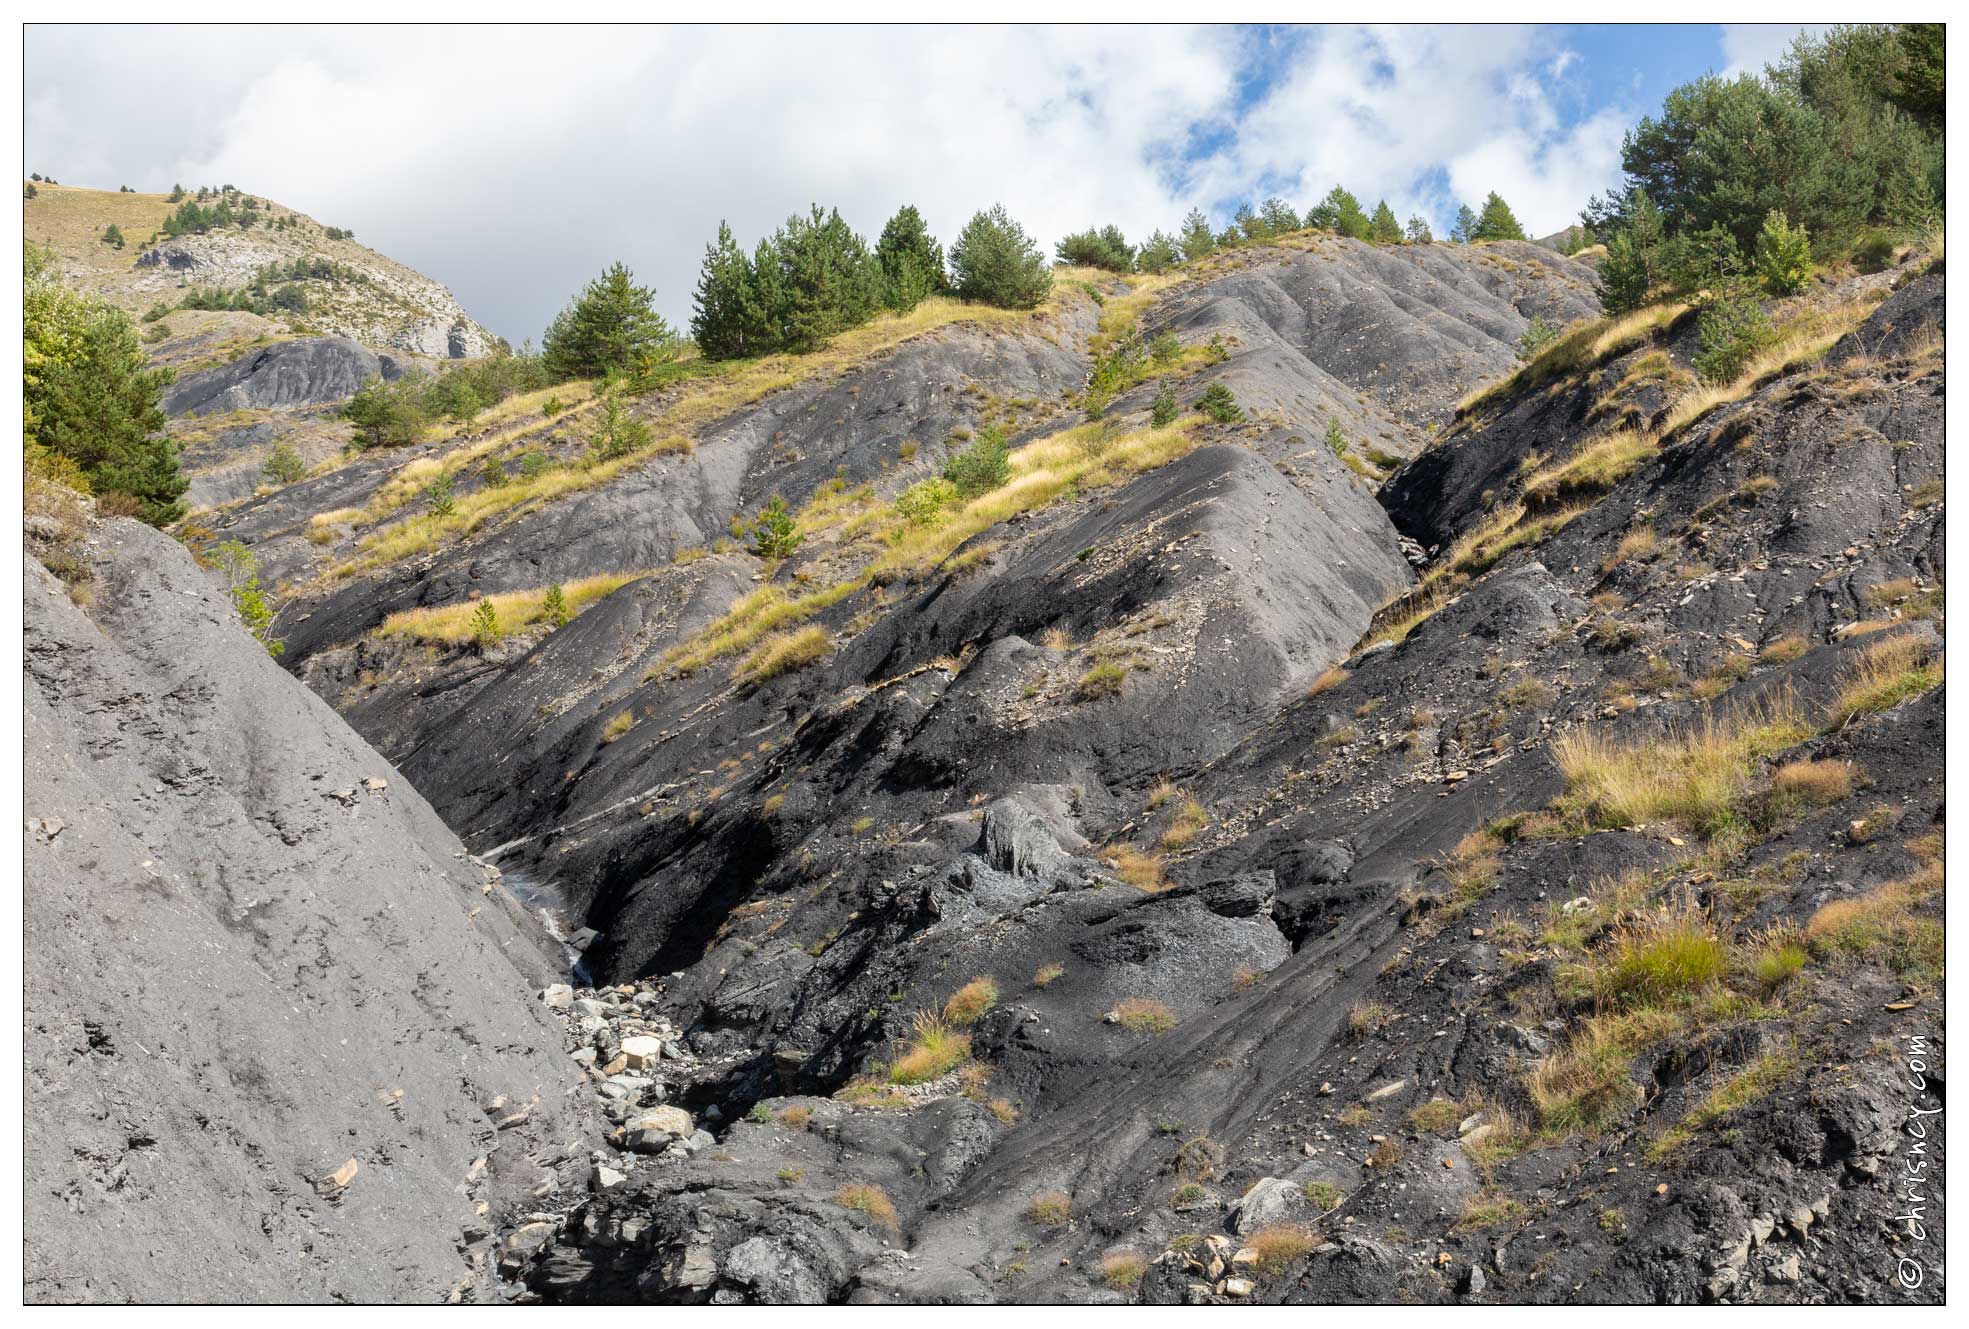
[1828,633,1943,727]
[1248,1225,1320,1274]
[1112,997,1178,1034]
[733,624,830,686]
[1106,844,1168,892]
[942,977,1000,1026]
[1551,692,1814,839]
[834,1183,899,1230]
[1029,1190,1072,1227]
[889,1010,970,1084]
[1308,664,1350,696]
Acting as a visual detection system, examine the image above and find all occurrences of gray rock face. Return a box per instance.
[163,336,405,417]
[23,518,582,1303]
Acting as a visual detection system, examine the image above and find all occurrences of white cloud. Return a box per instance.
[1182,25,1627,241]
[1718,23,1829,78]
[27,23,1639,339]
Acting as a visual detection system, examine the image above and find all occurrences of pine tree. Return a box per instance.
[1405,214,1434,244]
[342,373,427,449]
[1234,203,1267,242]
[749,495,802,559]
[469,600,500,651]
[24,247,184,525]
[746,233,788,352]
[262,441,307,486]
[1472,192,1528,242]
[1368,201,1402,244]
[542,583,569,628]
[769,205,882,353]
[1178,208,1216,261]
[949,205,1051,309]
[1308,187,1370,240]
[691,222,759,360]
[1259,197,1301,235]
[1752,210,1812,294]
[542,262,675,380]
[874,204,946,312]
[1451,204,1479,244]
[1135,230,1182,274]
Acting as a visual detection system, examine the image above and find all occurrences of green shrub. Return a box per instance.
[1150,381,1178,428]
[423,473,455,518]
[895,476,958,526]
[1692,291,1775,384]
[479,457,509,489]
[1195,382,1242,423]
[942,427,1011,499]
[1518,314,1560,361]
[749,495,801,559]
[587,387,654,462]
[469,600,499,650]
[262,441,307,486]
[1324,417,1347,457]
[950,204,1052,309]
[1752,210,1812,294]
[542,583,569,627]
[212,540,282,657]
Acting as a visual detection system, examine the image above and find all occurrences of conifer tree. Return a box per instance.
[542,262,674,380]
[691,222,759,360]
[1451,204,1480,243]
[24,246,184,525]
[1368,201,1402,244]
[949,205,1051,309]
[1472,191,1528,241]
[1178,208,1216,261]
[874,204,946,312]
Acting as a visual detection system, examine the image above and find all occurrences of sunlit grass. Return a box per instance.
[373,569,646,643]
[1551,691,1815,838]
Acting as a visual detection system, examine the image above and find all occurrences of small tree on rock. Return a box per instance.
[262,441,307,486]
[749,495,802,559]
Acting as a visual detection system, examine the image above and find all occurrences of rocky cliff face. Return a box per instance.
[22,516,587,1303]
[28,231,1945,1306]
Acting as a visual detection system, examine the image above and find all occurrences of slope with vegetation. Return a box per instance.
[21,22,1944,1307]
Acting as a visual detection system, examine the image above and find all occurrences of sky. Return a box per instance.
[25,23,1824,344]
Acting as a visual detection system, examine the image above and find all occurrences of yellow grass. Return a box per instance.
[1523,429,1658,509]
[1828,633,1944,726]
[1659,297,1881,439]
[1458,303,1690,416]
[869,418,1200,582]
[331,280,1099,574]
[1105,845,1168,892]
[1551,691,1815,837]
[834,1183,899,1230]
[373,569,645,643]
[1248,1225,1320,1274]
[942,977,1000,1026]
[661,577,867,678]
[732,624,830,686]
